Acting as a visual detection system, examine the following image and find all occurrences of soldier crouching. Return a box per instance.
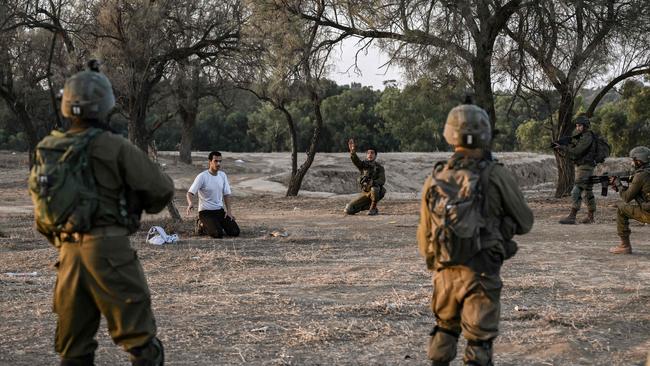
[609,146,650,254]
[344,138,386,216]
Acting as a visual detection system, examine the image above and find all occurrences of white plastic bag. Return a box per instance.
[146,226,179,245]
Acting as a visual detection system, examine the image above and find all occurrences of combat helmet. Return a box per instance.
[574,115,590,128]
[61,60,115,122]
[443,103,491,148]
[629,146,650,164]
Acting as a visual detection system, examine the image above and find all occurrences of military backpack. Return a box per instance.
[590,131,611,164]
[29,128,103,239]
[423,158,495,267]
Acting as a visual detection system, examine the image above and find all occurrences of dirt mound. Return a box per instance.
[268,152,557,195]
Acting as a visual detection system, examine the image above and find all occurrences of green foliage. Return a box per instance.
[321,86,397,152]
[493,92,559,151]
[193,101,259,152]
[375,79,458,151]
[592,84,650,157]
[0,129,28,151]
[515,119,553,152]
[247,102,290,152]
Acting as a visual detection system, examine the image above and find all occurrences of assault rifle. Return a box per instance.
[577,172,632,196]
[359,175,373,191]
[550,135,574,149]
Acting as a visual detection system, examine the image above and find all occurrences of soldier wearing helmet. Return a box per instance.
[608,146,650,254]
[42,61,171,366]
[417,102,533,366]
[344,138,386,216]
[554,114,598,224]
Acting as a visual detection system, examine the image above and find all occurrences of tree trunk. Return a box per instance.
[554,151,574,198]
[24,117,39,169]
[166,199,182,222]
[554,89,576,197]
[471,55,497,133]
[278,105,298,177]
[128,110,150,153]
[286,93,322,196]
[148,140,182,222]
[177,61,200,165]
[179,125,193,164]
[178,100,197,164]
[6,97,39,168]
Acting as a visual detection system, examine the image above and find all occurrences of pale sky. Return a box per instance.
[328,38,404,90]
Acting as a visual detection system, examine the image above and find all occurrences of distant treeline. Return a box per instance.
[5,78,643,155]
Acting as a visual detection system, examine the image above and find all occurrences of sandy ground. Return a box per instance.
[0,151,648,366]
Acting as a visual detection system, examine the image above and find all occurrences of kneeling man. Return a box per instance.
[187,151,240,238]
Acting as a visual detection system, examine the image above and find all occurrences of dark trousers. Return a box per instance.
[199,209,240,238]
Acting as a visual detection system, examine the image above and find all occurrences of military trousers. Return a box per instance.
[345,185,386,214]
[428,266,502,366]
[198,209,240,238]
[571,165,596,212]
[616,202,650,237]
[53,226,157,359]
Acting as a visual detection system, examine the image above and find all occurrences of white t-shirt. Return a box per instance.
[188,170,232,211]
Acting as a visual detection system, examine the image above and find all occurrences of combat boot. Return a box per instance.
[368,202,379,216]
[579,210,595,224]
[129,337,164,366]
[60,353,94,366]
[559,208,578,224]
[609,236,632,254]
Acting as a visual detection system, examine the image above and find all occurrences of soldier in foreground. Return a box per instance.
[553,115,597,224]
[344,138,386,215]
[29,62,172,366]
[417,103,533,366]
[608,146,650,254]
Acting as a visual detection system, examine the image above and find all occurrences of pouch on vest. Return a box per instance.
[424,159,493,267]
[28,128,103,241]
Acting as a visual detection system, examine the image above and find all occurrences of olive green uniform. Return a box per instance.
[52,129,173,360]
[563,131,596,212]
[615,166,650,237]
[345,152,386,214]
[417,154,533,365]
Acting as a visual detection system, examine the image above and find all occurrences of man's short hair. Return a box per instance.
[367,147,378,155]
[208,151,222,161]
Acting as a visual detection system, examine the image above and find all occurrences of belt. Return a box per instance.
[57,225,129,243]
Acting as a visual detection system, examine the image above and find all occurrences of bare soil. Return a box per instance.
[0,151,648,366]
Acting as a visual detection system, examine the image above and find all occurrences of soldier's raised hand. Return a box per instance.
[348,138,356,152]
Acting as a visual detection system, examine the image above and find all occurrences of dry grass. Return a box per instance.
[1,152,648,365]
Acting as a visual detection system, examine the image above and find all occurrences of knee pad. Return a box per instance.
[129,337,164,366]
[464,338,494,366]
[427,326,459,363]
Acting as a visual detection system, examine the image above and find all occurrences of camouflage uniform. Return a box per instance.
[563,130,597,212]
[51,130,173,364]
[614,166,650,238]
[344,152,386,214]
[417,154,533,365]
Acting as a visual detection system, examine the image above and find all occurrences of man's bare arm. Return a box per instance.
[186,192,195,216]
[224,195,235,220]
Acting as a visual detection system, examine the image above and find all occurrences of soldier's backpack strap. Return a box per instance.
[478,159,497,216]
